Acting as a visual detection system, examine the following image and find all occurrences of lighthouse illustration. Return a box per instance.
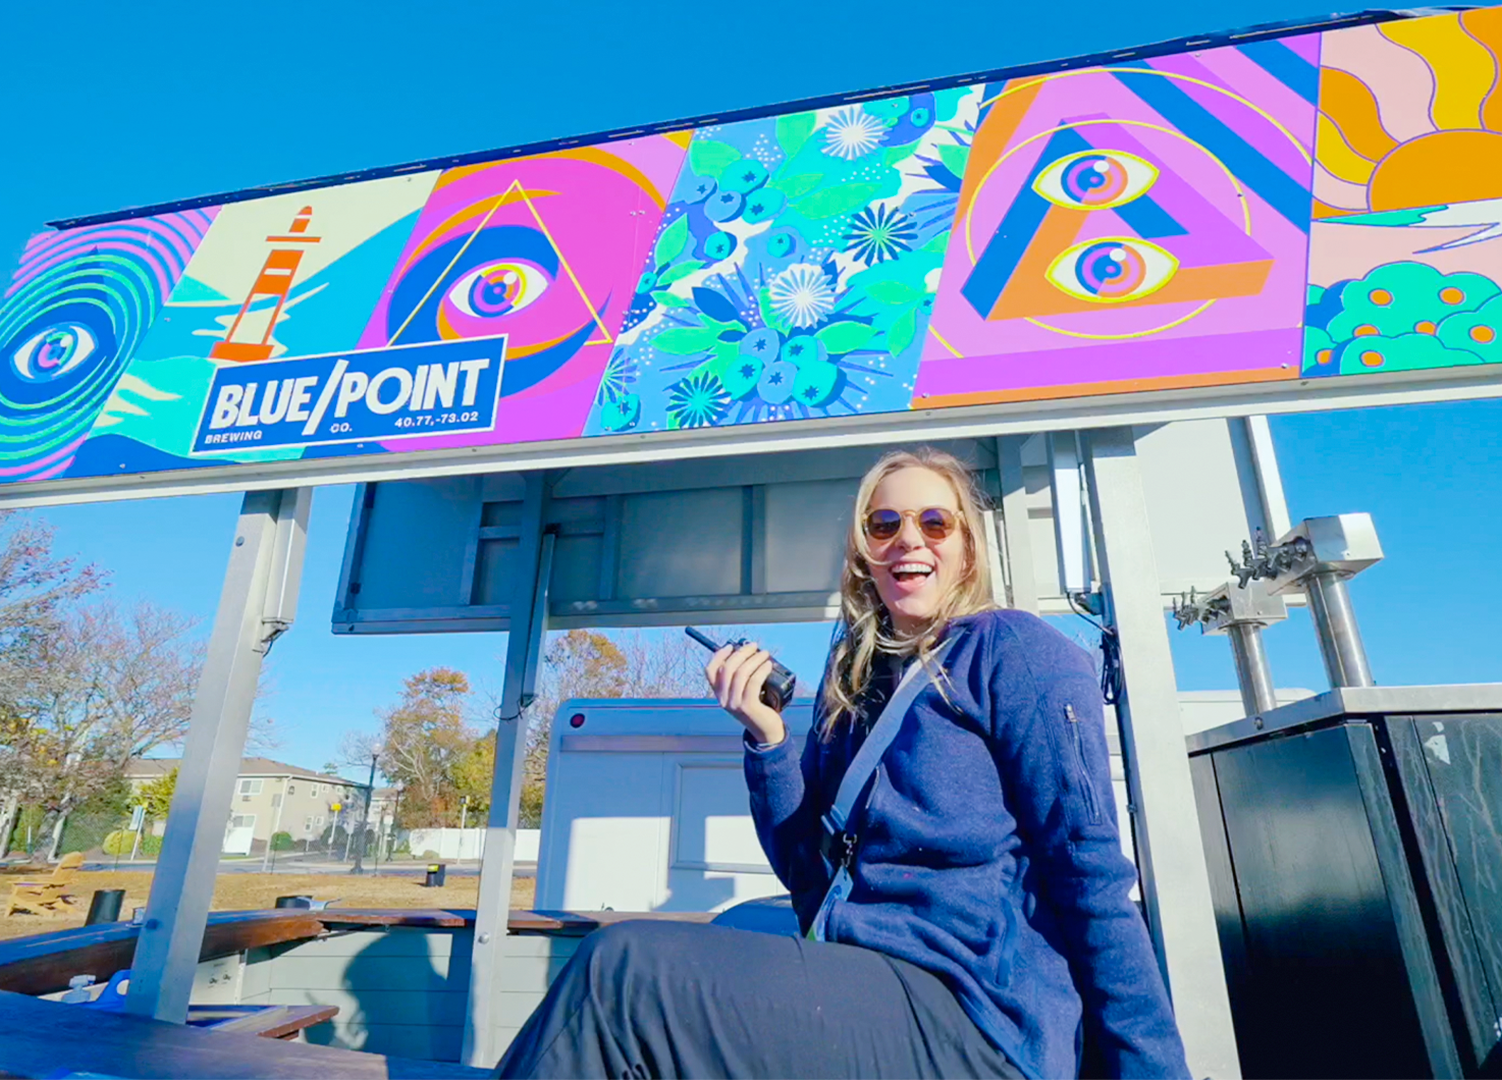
[210,206,321,362]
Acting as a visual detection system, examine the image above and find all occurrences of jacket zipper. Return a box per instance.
[1064,704,1101,824]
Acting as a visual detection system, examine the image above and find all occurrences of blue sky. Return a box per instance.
[3,0,1498,778]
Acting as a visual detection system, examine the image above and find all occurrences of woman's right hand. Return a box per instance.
[705,641,786,747]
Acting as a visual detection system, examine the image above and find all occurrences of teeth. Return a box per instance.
[893,563,933,575]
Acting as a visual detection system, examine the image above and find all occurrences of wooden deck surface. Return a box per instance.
[0,988,490,1079]
[0,906,716,1075]
[0,907,715,996]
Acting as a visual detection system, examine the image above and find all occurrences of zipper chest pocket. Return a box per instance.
[1065,704,1102,825]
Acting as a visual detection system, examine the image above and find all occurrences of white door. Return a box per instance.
[223,813,256,855]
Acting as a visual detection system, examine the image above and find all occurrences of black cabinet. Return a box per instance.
[1187,688,1502,1079]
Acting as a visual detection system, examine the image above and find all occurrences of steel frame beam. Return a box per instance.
[462,472,554,1069]
[1083,427,1240,1080]
[126,488,311,1023]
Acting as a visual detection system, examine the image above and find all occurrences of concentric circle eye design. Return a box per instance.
[1045,238,1178,303]
[1032,150,1159,210]
[11,323,97,383]
[447,261,551,319]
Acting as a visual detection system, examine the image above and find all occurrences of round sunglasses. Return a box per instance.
[863,507,959,542]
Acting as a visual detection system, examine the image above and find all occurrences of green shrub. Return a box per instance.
[271,831,294,851]
[102,829,161,856]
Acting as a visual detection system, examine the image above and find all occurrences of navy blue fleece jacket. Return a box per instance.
[743,609,1190,1080]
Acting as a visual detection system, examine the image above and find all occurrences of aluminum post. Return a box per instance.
[996,435,1039,613]
[351,752,379,874]
[462,473,554,1069]
[1083,427,1240,1080]
[1305,569,1374,688]
[127,487,311,1023]
[1226,623,1277,716]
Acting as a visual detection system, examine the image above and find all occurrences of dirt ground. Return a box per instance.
[0,867,535,941]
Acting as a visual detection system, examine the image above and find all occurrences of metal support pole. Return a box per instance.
[1304,570,1374,689]
[462,474,554,1069]
[1048,431,1091,595]
[351,753,378,874]
[1226,623,1277,716]
[260,777,288,873]
[127,487,311,1023]
[1083,427,1240,1080]
[996,435,1039,613]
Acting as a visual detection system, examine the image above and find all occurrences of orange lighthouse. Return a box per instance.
[210,206,321,362]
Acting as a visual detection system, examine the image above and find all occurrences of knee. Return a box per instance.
[571,919,701,986]
[576,919,675,967]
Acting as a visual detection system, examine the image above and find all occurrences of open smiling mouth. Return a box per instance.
[891,562,935,584]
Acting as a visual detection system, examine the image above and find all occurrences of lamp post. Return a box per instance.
[351,748,380,875]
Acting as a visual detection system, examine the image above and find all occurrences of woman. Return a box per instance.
[496,448,1190,1080]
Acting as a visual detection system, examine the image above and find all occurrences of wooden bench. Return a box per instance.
[185,1003,340,1040]
[3,852,84,917]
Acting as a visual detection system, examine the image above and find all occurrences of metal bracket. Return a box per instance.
[254,618,292,656]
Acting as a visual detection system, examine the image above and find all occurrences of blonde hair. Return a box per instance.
[820,447,995,735]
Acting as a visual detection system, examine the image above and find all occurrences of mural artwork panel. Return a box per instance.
[77,174,441,475]
[360,138,687,447]
[583,90,982,434]
[1,7,1500,496]
[913,37,1321,405]
[1305,10,1502,378]
[0,210,216,481]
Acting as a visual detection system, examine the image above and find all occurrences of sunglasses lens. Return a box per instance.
[919,508,955,540]
[865,509,901,540]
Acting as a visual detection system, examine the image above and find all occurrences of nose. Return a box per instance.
[894,514,925,549]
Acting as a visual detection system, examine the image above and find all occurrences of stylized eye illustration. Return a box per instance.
[1033,151,1159,210]
[11,323,97,382]
[447,261,551,319]
[1045,238,1178,303]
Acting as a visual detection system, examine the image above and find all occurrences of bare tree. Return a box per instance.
[5,601,201,859]
[0,512,103,854]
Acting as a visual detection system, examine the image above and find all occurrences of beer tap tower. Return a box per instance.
[1173,578,1288,717]
[1225,513,1384,690]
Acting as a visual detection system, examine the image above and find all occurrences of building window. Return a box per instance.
[311,783,320,797]
[271,793,282,808]
[230,814,256,830]
[288,783,296,795]
[303,815,313,834]
[238,779,263,796]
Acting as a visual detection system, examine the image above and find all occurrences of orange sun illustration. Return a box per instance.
[1315,8,1502,216]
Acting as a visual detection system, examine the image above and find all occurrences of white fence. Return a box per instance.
[406,827,539,863]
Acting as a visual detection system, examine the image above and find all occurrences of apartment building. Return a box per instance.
[127,757,368,855]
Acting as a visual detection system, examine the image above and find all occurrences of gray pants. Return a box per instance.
[495,919,1025,1079]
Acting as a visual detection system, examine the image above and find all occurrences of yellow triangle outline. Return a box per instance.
[388,177,614,347]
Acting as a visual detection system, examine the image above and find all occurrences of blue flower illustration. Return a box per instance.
[666,370,731,428]
[844,204,919,266]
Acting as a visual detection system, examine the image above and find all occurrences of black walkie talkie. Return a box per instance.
[686,627,797,712]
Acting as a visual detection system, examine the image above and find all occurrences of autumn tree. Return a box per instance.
[368,667,476,829]
[452,731,494,822]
